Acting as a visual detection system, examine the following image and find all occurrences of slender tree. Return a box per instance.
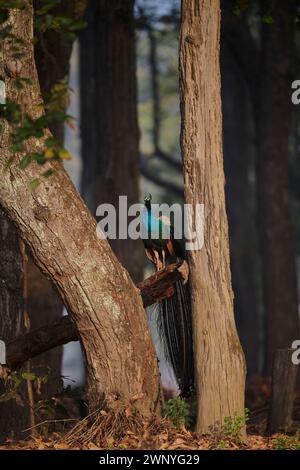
[179,0,246,433]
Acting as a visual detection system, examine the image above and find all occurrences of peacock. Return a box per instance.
[142,194,194,397]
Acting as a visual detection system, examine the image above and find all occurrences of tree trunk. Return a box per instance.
[179,0,246,433]
[221,21,260,375]
[267,349,297,433]
[0,2,161,417]
[27,0,87,399]
[33,0,81,142]
[79,0,143,283]
[0,210,28,439]
[257,0,299,372]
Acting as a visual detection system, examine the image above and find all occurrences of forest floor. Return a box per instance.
[1,378,300,450]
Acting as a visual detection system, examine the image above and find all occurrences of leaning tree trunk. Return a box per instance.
[257,0,299,372]
[0,2,161,416]
[27,0,87,398]
[0,210,29,439]
[179,0,246,433]
[79,0,143,283]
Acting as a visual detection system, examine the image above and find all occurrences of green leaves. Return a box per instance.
[164,397,190,428]
[34,2,87,39]
[19,154,31,169]
[28,178,40,191]
[1,99,21,123]
[21,371,36,381]
[262,14,274,24]
[0,0,26,8]
[34,0,60,16]
[42,168,54,178]
[13,77,33,90]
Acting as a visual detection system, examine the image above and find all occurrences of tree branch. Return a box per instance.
[5,260,187,370]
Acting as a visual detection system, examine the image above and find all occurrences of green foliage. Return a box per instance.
[272,433,300,450]
[1,77,73,183]
[21,371,36,381]
[216,439,228,450]
[262,14,274,25]
[210,408,249,449]
[223,408,249,442]
[0,1,84,187]
[0,0,25,8]
[28,178,41,191]
[164,397,190,428]
[13,77,33,90]
[0,0,25,23]
[34,0,86,40]
[0,99,22,124]
[0,367,86,437]
[232,0,249,17]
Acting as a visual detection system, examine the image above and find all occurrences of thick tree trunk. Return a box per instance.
[179,0,246,433]
[79,0,143,283]
[221,24,259,375]
[0,2,161,416]
[0,210,28,439]
[28,0,87,399]
[257,0,299,372]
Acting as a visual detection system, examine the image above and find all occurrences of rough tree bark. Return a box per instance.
[257,0,299,371]
[0,2,161,416]
[79,0,143,283]
[179,0,246,433]
[0,210,28,439]
[27,0,87,399]
[221,13,259,375]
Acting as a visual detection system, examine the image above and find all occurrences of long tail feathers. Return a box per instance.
[157,279,194,397]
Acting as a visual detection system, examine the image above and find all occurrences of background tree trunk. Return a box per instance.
[79,0,143,283]
[0,2,161,417]
[0,210,28,439]
[179,0,246,433]
[221,20,260,375]
[257,0,299,372]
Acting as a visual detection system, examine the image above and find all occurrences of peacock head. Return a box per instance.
[144,193,152,209]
